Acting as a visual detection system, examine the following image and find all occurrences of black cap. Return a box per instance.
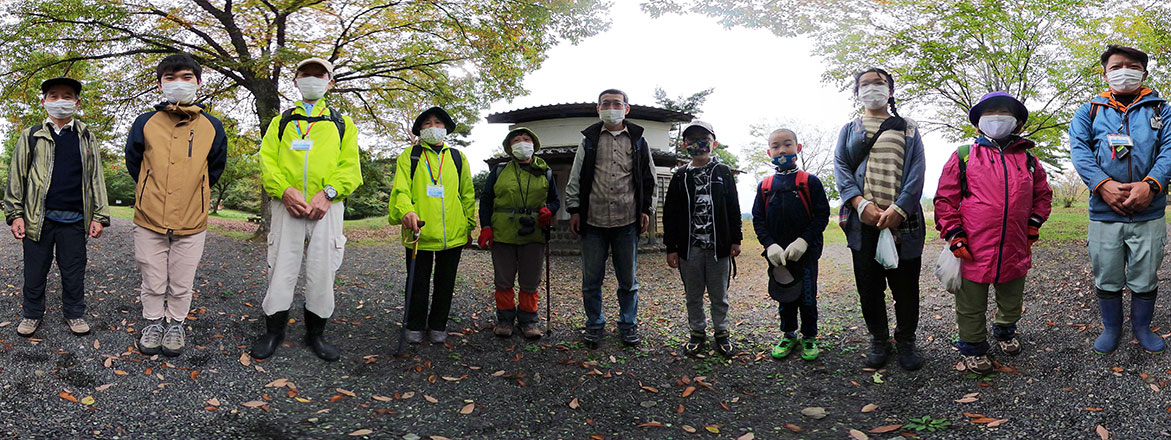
[411,106,456,135]
[40,77,82,95]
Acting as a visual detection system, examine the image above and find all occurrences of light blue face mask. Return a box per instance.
[772,153,798,170]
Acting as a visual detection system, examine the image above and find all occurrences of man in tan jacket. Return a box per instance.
[124,53,227,357]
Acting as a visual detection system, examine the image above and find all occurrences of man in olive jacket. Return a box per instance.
[4,77,110,338]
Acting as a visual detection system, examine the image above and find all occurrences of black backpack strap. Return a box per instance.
[277,107,346,145]
[408,144,424,180]
[276,108,295,142]
[327,107,346,142]
[409,146,465,196]
[1025,152,1036,174]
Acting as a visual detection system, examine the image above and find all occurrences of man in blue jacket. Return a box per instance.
[1070,45,1171,355]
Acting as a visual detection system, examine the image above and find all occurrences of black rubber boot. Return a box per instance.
[863,340,890,368]
[304,308,340,362]
[896,339,924,371]
[250,310,289,360]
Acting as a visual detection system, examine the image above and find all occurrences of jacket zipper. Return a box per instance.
[200,175,206,213]
[994,148,1009,284]
[138,169,151,205]
[1124,107,1133,221]
[187,129,195,157]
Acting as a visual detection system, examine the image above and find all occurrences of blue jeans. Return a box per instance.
[580,223,639,329]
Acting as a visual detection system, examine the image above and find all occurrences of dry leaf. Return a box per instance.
[954,396,979,403]
[241,401,266,408]
[569,398,580,409]
[704,425,720,434]
[459,403,474,414]
[265,378,288,388]
[681,425,697,433]
[58,392,78,403]
[441,375,467,382]
[1096,425,1109,440]
[800,407,827,419]
[869,424,903,434]
[347,429,373,436]
[239,352,251,366]
[848,429,869,440]
[113,370,128,376]
[80,396,95,406]
[93,340,100,350]
[681,386,696,398]
[207,398,221,407]
[783,424,803,432]
[861,403,878,413]
[424,395,438,403]
[95,384,113,391]
[971,417,998,424]
[372,395,393,402]
[736,433,755,440]
[987,419,1008,427]
[639,383,659,393]
[337,388,356,397]
[401,392,415,399]
[962,412,985,418]
[636,422,664,428]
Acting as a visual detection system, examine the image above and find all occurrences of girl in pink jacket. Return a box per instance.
[933,92,1053,374]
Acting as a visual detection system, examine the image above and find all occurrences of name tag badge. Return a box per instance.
[427,185,445,198]
[290,139,314,151]
[1108,134,1132,159]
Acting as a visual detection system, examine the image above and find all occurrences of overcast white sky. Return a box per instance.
[461,1,953,213]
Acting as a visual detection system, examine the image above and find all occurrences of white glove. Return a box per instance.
[784,238,808,263]
[766,243,785,267]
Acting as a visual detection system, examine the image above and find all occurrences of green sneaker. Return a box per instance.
[771,335,799,359]
[800,339,819,361]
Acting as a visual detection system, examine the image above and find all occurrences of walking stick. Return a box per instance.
[396,220,425,355]
[545,226,553,335]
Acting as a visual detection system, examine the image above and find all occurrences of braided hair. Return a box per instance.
[853,67,900,118]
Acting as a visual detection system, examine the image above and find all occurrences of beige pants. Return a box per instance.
[262,200,346,317]
[134,227,207,321]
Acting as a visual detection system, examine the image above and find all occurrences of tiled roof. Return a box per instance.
[487,103,695,124]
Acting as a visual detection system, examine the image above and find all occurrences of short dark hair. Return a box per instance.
[597,89,629,105]
[157,53,203,82]
[1100,45,1148,70]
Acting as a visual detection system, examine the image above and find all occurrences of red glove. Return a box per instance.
[477,227,493,249]
[949,235,973,261]
[538,207,553,227]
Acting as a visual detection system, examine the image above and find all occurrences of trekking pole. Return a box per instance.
[396,220,426,355]
[545,226,553,335]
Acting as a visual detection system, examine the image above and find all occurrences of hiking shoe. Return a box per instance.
[493,322,514,337]
[800,339,819,361]
[428,330,447,344]
[771,334,799,359]
[160,320,185,357]
[714,331,735,357]
[583,327,603,349]
[520,324,543,340]
[16,318,40,337]
[862,340,890,368]
[896,340,923,371]
[962,354,994,374]
[405,330,424,344]
[998,338,1022,356]
[684,331,706,356]
[138,318,165,355]
[620,326,641,347]
[66,318,91,336]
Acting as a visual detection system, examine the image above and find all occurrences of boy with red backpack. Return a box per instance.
[754,129,830,361]
[934,92,1052,373]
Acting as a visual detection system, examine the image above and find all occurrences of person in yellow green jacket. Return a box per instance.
[3,77,110,338]
[388,106,475,344]
[251,57,363,362]
[477,128,560,339]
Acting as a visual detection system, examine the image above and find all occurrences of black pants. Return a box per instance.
[777,260,819,338]
[23,219,87,320]
[851,225,921,343]
[404,247,463,331]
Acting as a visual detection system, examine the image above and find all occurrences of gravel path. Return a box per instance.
[0,217,1169,439]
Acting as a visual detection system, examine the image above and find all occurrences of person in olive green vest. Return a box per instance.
[477,128,560,339]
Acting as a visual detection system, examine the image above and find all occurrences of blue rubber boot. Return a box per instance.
[1093,295,1123,354]
[1131,295,1165,354]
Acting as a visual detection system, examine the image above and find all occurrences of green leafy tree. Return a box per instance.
[0,0,609,233]
[741,118,839,200]
[643,0,1156,168]
[210,115,260,214]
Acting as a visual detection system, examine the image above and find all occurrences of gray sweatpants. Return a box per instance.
[678,246,731,333]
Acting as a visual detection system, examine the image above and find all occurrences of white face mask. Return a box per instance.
[161,81,198,105]
[420,126,447,146]
[296,76,330,101]
[599,108,625,126]
[511,141,534,160]
[44,99,77,119]
[1106,68,1144,94]
[857,84,891,110]
[978,114,1019,140]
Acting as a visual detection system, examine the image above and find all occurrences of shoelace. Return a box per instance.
[142,323,165,339]
[163,324,184,345]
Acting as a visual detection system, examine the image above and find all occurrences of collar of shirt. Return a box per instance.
[601,126,628,137]
[43,118,76,135]
[302,102,315,116]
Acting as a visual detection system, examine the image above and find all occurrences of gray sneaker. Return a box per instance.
[428,330,448,344]
[160,319,185,357]
[405,330,424,344]
[16,318,40,337]
[66,318,91,336]
[138,319,165,355]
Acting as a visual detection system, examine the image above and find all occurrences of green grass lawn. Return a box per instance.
[108,206,257,221]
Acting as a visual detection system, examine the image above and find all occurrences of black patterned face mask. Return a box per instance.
[685,140,712,156]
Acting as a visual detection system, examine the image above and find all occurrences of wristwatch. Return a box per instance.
[323,185,338,200]
[1147,179,1161,195]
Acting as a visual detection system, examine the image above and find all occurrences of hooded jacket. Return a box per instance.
[387,141,475,251]
[663,159,743,260]
[259,100,363,202]
[934,137,1053,284]
[479,127,561,245]
[125,102,227,236]
[1069,88,1171,223]
[3,120,110,241]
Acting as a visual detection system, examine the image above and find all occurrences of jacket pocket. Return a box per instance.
[266,231,277,271]
[332,235,347,272]
[137,169,151,205]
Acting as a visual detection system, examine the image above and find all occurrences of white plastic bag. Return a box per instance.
[874,228,900,269]
[934,247,962,294]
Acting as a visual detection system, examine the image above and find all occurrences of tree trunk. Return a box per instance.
[250,81,281,241]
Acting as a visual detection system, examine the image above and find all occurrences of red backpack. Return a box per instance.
[759,171,812,217]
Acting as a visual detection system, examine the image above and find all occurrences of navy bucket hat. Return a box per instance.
[968,91,1028,127]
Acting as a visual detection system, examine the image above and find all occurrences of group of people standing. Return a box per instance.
[3,45,1168,375]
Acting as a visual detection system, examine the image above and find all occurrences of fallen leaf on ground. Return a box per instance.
[80,396,95,406]
[459,403,474,414]
[681,425,696,433]
[639,383,659,393]
[337,388,356,397]
[58,392,78,403]
[241,401,266,408]
[265,378,288,388]
[424,395,438,403]
[1096,425,1109,440]
[239,352,251,366]
[93,340,100,350]
[636,422,664,428]
[373,395,393,402]
[704,425,720,433]
[954,396,979,403]
[848,429,869,440]
[348,429,373,436]
[869,424,902,433]
[736,433,755,440]
[971,417,998,424]
[987,419,1008,427]
[783,424,802,432]
[569,398,580,409]
[681,386,696,398]
[801,407,827,419]
[95,384,114,391]
[206,398,220,406]
[860,403,878,413]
